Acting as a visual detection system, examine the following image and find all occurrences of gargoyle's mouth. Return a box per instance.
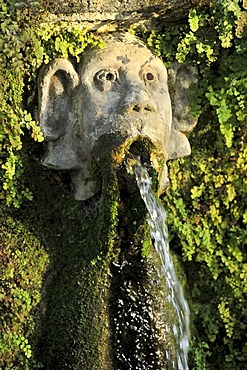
[124,137,168,196]
[92,134,168,192]
[128,138,154,166]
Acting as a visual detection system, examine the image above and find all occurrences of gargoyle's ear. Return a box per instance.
[167,63,198,160]
[38,58,82,169]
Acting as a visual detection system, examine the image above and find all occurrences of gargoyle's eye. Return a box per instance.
[95,70,118,82]
[143,70,156,83]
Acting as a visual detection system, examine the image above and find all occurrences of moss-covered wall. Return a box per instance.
[0,0,247,369]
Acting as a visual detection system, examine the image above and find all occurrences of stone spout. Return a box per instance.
[38,33,197,200]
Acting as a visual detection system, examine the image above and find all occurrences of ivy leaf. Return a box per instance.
[216,100,232,124]
[191,185,205,199]
[206,89,218,106]
[220,122,234,148]
[189,9,199,32]
[243,210,247,224]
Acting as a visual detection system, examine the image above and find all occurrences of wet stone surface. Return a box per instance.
[109,236,177,370]
[110,260,166,369]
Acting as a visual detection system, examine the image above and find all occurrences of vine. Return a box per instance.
[145,1,247,368]
[0,1,103,207]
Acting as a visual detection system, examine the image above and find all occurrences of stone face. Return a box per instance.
[38,33,197,200]
[79,35,171,157]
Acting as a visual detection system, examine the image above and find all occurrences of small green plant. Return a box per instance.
[0,0,103,208]
[152,1,247,368]
[0,216,49,369]
[191,342,210,370]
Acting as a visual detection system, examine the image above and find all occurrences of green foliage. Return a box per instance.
[0,213,49,369]
[147,1,247,368]
[191,341,210,370]
[0,0,103,207]
[0,1,44,207]
[36,23,105,64]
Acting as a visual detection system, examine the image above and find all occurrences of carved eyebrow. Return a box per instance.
[140,56,156,69]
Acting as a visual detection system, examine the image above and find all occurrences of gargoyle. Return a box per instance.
[38,33,197,200]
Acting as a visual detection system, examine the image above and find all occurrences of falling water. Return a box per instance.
[132,161,190,370]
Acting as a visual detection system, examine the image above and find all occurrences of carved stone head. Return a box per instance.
[38,33,197,200]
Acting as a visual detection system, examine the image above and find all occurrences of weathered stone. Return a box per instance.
[37,0,214,30]
[38,33,197,200]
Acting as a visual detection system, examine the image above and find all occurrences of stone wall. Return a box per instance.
[38,0,214,29]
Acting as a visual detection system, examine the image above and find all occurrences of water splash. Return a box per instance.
[132,161,190,370]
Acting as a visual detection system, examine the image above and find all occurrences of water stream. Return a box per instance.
[132,161,190,370]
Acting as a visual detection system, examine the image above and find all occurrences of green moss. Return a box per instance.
[141,238,150,257]
[8,156,119,370]
[0,212,49,369]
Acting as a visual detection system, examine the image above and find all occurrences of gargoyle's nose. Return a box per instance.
[122,84,157,114]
